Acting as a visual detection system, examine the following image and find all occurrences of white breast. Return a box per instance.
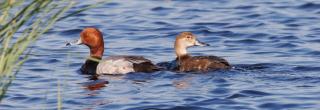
[96,57,135,75]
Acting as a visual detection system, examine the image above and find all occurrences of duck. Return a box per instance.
[67,27,159,75]
[170,32,231,72]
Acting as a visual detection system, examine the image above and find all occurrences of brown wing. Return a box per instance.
[178,55,230,72]
[192,56,230,67]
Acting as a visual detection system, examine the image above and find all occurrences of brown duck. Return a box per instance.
[173,32,231,72]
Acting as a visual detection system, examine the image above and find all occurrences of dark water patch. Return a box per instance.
[130,48,157,52]
[234,5,257,10]
[310,27,320,32]
[224,39,262,44]
[258,103,300,110]
[244,13,261,18]
[194,22,230,27]
[191,98,237,105]
[285,95,320,101]
[286,23,301,27]
[239,90,272,97]
[151,7,174,12]
[279,19,296,24]
[183,96,204,102]
[305,34,318,38]
[293,66,320,72]
[153,21,176,27]
[295,85,315,88]
[306,51,320,56]
[188,25,210,32]
[0,105,14,109]
[64,100,86,106]
[69,62,83,67]
[298,2,320,10]
[224,24,255,29]
[28,68,51,72]
[308,39,320,43]
[59,29,82,36]
[259,75,320,84]
[289,48,310,53]
[105,2,120,7]
[126,105,214,110]
[211,78,228,83]
[25,58,42,63]
[210,88,230,95]
[171,15,201,20]
[250,51,286,55]
[124,19,145,24]
[198,29,216,35]
[45,59,60,63]
[8,96,29,101]
[249,33,269,38]
[217,105,255,110]
[280,35,299,40]
[272,5,294,9]
[227,93,248,99]
[124,72,156,81]
[274,43,298,48]
[160,106,214,110]
[182,9,211,13]
[235,63,284,71]
[25,97,43,103]
[212,31,246,38]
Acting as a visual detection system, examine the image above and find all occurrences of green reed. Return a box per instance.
[0,0,110,103]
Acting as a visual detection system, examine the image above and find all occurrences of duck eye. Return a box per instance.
[186,35,192,39]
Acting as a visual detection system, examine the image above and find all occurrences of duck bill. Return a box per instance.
[66,38,82,46]
[195,40,210,46]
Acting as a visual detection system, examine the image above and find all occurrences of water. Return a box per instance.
[1,0,320,109]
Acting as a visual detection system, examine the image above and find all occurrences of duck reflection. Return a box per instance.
[172,76,192,89]
[82,74,109,91]
[77,59,107,91]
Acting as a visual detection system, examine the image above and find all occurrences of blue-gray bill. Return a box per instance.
[195,40,210,46]
[66,39,82,46]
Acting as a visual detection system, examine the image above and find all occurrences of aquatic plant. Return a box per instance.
[0,0,108,103]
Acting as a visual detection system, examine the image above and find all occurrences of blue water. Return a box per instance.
[1,0,320,109]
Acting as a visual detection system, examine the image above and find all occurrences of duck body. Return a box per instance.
[168,32,231,72]
[96,56,158,74]
[176,55,230,72]
[69,27,159,75]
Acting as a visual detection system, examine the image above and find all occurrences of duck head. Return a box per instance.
[174,32,209,57]
[67,28,104,59]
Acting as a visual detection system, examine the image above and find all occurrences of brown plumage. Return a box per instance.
[174,32,231,72]
[176,55,230,72]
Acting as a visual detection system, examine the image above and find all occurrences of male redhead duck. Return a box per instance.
[67,27,159,74]
[172,32,231,72]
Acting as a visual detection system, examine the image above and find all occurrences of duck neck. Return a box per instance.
[90,46,104,59]
[175,44,188,59]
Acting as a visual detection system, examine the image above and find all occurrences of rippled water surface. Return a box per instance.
[2,0,320,109]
